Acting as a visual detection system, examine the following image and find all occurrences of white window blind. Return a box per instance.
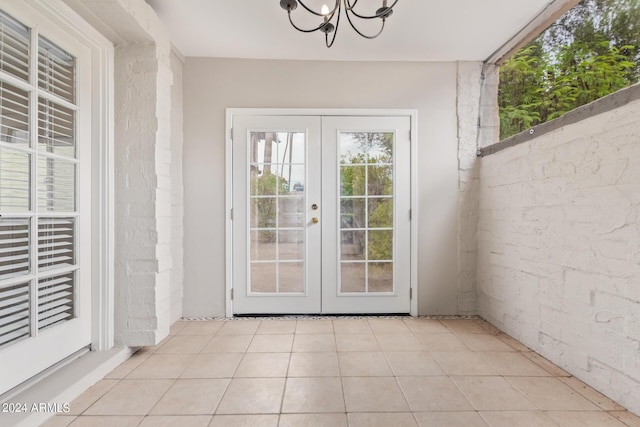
[0,10,29,82]
[0,218,30,279]
[0,148,30,212]
[38,218,74,271]
[37,156,75,212]
[38,272,74,330]
[1,81,29,146]
[0,282,30,348]
[38,36,74,103]
[38,97,75,157]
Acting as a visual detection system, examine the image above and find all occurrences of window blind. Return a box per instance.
[38,97,75,157]
[38,36,74,103]
[37,156,75,212]
[0,218,30,279]
[0,10,29,82]
[0,282,30,348]
[38,272,73,330]
[1,81,29,146]
[38,217,74,271]
[0,148,30,212]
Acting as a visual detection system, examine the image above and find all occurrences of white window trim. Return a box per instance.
[1,0,115,351]
[225,108,418,317]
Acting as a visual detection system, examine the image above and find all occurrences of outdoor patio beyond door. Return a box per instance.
[231,114,411,314]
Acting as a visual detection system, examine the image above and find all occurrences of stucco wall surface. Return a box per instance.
[170,50,184,323]
[477,94,640,414]
[183,58,482,317]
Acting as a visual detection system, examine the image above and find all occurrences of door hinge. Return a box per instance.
[409,209,412,221]
[410,288,413,300]
[230,127,234,141]
[230,288,234,300]
[230,208,233,220]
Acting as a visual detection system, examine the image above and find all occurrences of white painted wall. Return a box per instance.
[183,58,482,317]
[170,50,184,323]
[477,93,640,414]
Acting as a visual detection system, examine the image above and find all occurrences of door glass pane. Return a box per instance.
[38,36,75,103]
[0,281,30,348]
[0,82,30,146]
[0,148,30,212]
[38,98,75,158]
[250,198,276,228]
[279,262,303,293]
[340,166,365,196]
[278,230,303,260]
[0,218,30,279]
[278,197,304,227]
[339,132,394,293]
[38,217,75,271]
[368,230,392,260]
[368,198,392,228]
[369,263,393,292]
[340,230,365,260]
[0,11,30,82]
[38,271,75,330]
[250,231,275,261]
[37,155,75,212]
[251,262,276,293]
[340,263,365,293]
[249,131,305,294]
[368,165,393,195]
[340,198,365,229]
[250,165,276,195]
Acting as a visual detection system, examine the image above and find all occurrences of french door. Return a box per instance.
[232,114,411,314]
[0,5,91,395]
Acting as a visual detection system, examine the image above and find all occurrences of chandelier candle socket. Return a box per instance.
[280,0,398,47]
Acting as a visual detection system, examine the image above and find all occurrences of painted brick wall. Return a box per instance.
[113,43,173,346]
[477,92,640,414]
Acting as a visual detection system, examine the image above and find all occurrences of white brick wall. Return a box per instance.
[113,43,173,346]
[478,92,640,414]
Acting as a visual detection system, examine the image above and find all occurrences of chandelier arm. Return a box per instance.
[326,0,341,47]
[287,10,328,33]
[344,6,386,39]
[297,0,339,17]
[345,0,399,19]
[345,0,359,10]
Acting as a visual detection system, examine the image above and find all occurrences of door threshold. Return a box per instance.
[233,313,411,318]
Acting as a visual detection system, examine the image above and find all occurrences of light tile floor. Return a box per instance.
[43,318,640,427]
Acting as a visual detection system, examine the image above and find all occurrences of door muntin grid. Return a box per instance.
[248,131,306,295]
[338,131,395,294]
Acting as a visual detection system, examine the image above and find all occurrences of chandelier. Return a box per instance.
[280,0,398,48]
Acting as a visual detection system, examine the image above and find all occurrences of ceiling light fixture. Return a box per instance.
[280,0,398,48]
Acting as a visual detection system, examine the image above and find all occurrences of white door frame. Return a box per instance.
[225,108,418,317]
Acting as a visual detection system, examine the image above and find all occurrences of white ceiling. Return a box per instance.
[146,0,555,62]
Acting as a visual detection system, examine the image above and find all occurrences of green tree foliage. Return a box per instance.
[499,0,640,139]
[339,132,394,261]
